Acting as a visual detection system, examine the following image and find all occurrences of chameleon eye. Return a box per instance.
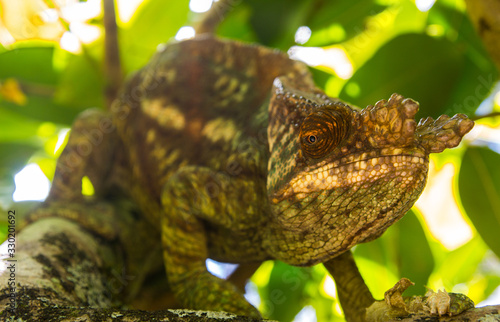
[299,105,351,159]
[306,135,317,145]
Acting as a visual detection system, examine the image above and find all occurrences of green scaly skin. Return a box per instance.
[46,35,474,320]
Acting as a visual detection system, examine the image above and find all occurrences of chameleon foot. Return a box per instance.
[366,278,474,321]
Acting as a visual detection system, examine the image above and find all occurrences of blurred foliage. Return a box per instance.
[0,0,500,321]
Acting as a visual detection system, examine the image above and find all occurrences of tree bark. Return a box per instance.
[0,200,498,321]
[0,201,261,321]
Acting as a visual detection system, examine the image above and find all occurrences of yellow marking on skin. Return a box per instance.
[158,149,180,172]
[232,82,249,103]
[244,58,257,76]
[219,77,240,98]
[142,99,185,130]
[201,118,238,143]
[165,68,177,83]
[152,146,167,160]
[146,129,156,143]
[214,75,230,91]
[286,155,427,198]
[224,53,234,69]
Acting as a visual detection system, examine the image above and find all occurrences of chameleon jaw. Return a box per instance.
[274,150,428,202]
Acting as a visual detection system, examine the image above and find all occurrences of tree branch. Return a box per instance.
[103,0,122,109]
[0,201,262,321]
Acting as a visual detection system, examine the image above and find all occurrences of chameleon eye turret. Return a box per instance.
[299,104,352,159]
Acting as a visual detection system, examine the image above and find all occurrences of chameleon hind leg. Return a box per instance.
[47,108,117,202]
[161,166,264,317]
[36,109,120,238]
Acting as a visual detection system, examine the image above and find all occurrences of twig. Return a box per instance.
[194,0,234,35]
[472,111,500,121]
[103,0,122,109]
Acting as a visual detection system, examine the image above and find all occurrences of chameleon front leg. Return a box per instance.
[47,108,116,202]
[324,251,375,322]
[161,166,262,317]
[40,109,120,237]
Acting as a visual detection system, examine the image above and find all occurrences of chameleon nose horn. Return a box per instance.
[416,113,474,153]
[359,93,474,152]
[360,93,420,148]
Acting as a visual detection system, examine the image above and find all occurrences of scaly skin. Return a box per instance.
[47,35,474,320]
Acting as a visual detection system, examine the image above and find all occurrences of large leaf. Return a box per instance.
[259,261,310,322]
[1,96,79,125]
[0,47,58,85]
[54,48,105,110]
[0,108,41,142]
[355,209,433,296]
[217,2,258,43]
[428,4,498,117]
[0,46,85,125]
[459,146,500,259]
[0,143,39,175]
[305,0,386,46]
[120,0,190,74]
[242,0,314,50]
[433,236,488,289]
[396,210,434,295]
[339,33,463,119]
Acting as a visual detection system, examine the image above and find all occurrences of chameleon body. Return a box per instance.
[47,35,474,319]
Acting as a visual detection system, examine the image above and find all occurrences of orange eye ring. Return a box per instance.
[299,105,351,159]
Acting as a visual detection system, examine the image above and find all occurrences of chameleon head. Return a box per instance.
[266,77,474,262]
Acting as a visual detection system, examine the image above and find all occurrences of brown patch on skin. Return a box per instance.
[186,117,204,142]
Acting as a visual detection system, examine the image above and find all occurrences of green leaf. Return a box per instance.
[217,2,258,43]
[396,210,434,296]
[355,210,433,297]
[305,0,386,46]
[54,49,105,110]
[0,47,58,85]
[120,0,190,74]
[0,143,39,176]
[242,0,314,50]
[340,33,463,119]
[428,4,498,117]
[259,261,310,322]
[433,236,487,287]
[0,46,86,125]
[0,108,41,143]
[459,146,500,259]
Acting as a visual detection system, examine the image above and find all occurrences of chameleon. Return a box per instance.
[45,33,474,320]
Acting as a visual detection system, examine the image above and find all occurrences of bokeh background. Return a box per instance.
[0,0,499,321]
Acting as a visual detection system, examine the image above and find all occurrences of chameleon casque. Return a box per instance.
[46,32,474,320]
